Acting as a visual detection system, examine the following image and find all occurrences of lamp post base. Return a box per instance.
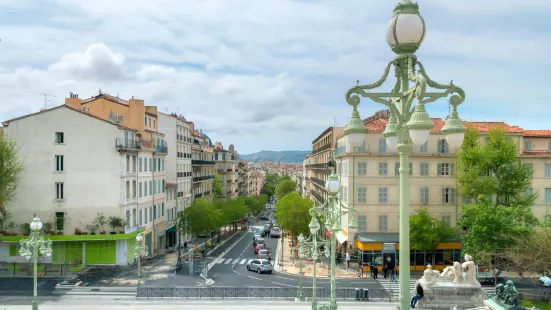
[32,297,38,310]
[312,303,335,310]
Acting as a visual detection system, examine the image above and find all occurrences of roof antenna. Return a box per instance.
[39,93,57,109]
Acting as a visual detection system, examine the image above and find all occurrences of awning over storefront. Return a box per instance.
[336,230,348,244]
[166,225,176,233]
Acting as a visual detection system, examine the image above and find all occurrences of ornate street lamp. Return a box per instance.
[19,216,52,310]
[133,233,148,288]
[344,1,466,309]
[293,233,306,302]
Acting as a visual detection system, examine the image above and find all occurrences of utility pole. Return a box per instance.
[39,93,57,109]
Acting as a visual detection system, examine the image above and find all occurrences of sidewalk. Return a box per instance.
[0,262,83,278]
[274,235,358,278]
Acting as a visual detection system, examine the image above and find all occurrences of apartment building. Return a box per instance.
[305,126,344,205]
[214,143,239,198]
[0,104,145,265]
[158,112,193,247]
[66,92,168,257]
[191,130,215,200]
[252,171,265,195]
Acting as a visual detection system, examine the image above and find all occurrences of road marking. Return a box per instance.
[232,269,242,275]
[274,275,295,281]
[216,258,226,264]
[271,282,297,287]
[248,276,262,281]
[248,259,253,264]
[225,259,232,264]
[240,259,246,264]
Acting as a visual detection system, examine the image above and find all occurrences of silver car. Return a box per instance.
[247,259,273,274]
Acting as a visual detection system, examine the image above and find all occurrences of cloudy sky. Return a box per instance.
[0,0,550,154]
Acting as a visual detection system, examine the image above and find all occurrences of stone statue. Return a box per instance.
[421,264,441,285]
[440,261,463,283]
[461,254,477,284]
[490,280,524,310]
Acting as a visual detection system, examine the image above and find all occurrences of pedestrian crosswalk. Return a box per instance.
[215,258,256,265]
[376,278,495,296]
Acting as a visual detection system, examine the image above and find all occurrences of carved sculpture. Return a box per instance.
[422,264,441,285]
[461,254,477,285]
[490,280,524,309]
[420,254,481,287]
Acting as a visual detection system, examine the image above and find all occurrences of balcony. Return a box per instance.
[192,175,213,183]
[192,160,215,165]
[194,192,203,199]
[310,189,325,204]
[310,177,325,188]
[312,143,331,155]
[227,180,232,183]
[116,138,141,152]
[156,145,168,154]
[227,169,232,172]
[305,162,333,170]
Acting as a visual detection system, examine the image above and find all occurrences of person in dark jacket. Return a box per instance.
[372,265,379,279]
[411,283,424,308]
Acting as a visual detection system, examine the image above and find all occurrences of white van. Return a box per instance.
[269,226,281,238]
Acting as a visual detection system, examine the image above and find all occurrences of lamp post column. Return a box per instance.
[398,142,411,307]
[329,225,337,309]
[32,242,38,310]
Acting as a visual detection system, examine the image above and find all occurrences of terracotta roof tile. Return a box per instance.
[466,122,524,133]
[363,117,525,134]
[523,130,551,137]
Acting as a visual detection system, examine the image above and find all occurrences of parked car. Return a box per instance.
[253,233,261,241]
[256,249,271,260]
[539,276,551,287]
[269,226,281,238]
[247,259,273,274]
[254,244,266,255]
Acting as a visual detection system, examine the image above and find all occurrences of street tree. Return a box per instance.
[278,175,291,182]
[499,226,551,276]
[0,134,24,211]
[213,171,223,198]
[261,182,275,197]
[275,180,296,201]
[410,207,456,252]
[274,192,312,240]
[458,196,538,267]
[214,199,248,231]
[457,127,535,207]
[265,173,278,185]
[178,198,222,237]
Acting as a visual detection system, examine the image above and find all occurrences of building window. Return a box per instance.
[442,188,456,204]
[144,208,148,223]
[55,132,64,144]
[126,181,130,199]
[420,163,429,176]
[437,163,455,176]
[420,141,428,153]
[524,140,532,151]
[420,187,429,205]
[55,155,64,172]
[378,138,387,153]
[357,162,367,176]
[150,207,153,222]
[378,215,388,232]
[378,187,388,204]
[548,142,551,152]
[357,215,367,232]
[394,162,413,176]
[442,215,451,228]
[525,188,532,197]
[437,139,449,154]
[139,209,143,226]
[55,212,64,231]
[153,205,157,220]
[139,182,143,198]
[126,155,130,173]
[139,158,143,172]
[55,182,64,200]
[162,203,165,217]
[144,117,147,126]
[132,181,137,198]
[378,162,388,176]
[357,187,367,203]
[545,164,551,177]
[545,188,551,204]
[149,181,152,194]
[132,156,137,172]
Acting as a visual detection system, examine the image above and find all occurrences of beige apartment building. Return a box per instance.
[307,110,551,246]
[191,130,215,201]
[214,143,239,198]
[305,126,344,205]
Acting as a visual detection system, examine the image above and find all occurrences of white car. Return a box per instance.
[539,276,551,287]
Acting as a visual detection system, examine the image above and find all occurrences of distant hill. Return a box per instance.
[240,150,310,163]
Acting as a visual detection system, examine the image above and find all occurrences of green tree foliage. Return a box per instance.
[179,198,222,236]
[410,207,456,252]
[214,198,248,230]
[238,195,268,214]
[275,180,296,201]
[457,127,535,207]
[213,171,223,197]
[261,182,275,197]
[0,135,24,208]
[458,197,538,265]
[274,192,312,237]
[265,173,279,185]
[278,175,291,182]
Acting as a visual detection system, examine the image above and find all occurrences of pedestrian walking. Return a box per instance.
[372,265,378,279]
[391,269,397,282]
[383,263,388,279]
[346,252,351,268]
[411,283,424,308]
[183,241,188,252]
[386,256,395,280]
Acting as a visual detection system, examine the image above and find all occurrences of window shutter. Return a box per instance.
[395,162,400,176]
[437,163,442,176]
[450,164,456,175]
[441,188,446,203]
[451,188,456,203]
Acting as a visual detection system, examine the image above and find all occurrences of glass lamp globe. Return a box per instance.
[445,132,465,149]
[385,135,398,150]
[347,132,364,146]
[299,248,305,259]
[409,129,430,146]
[136,233,143,242]
[325,173,341,195]
[385,0,426,54]
[309,218,320,235]
[30,217,43,232]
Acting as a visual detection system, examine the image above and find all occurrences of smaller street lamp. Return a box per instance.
[19,216,52,310]
[133,233,148,288]
[294,234,306,302]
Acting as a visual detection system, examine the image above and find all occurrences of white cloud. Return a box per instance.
[0,0,549,153]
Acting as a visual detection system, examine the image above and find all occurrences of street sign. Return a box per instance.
[382,243,396,251]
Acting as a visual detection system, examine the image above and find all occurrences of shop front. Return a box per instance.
[354,232,462,271]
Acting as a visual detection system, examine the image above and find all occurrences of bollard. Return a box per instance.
[363,288,369,300]
[355,288,360,300]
